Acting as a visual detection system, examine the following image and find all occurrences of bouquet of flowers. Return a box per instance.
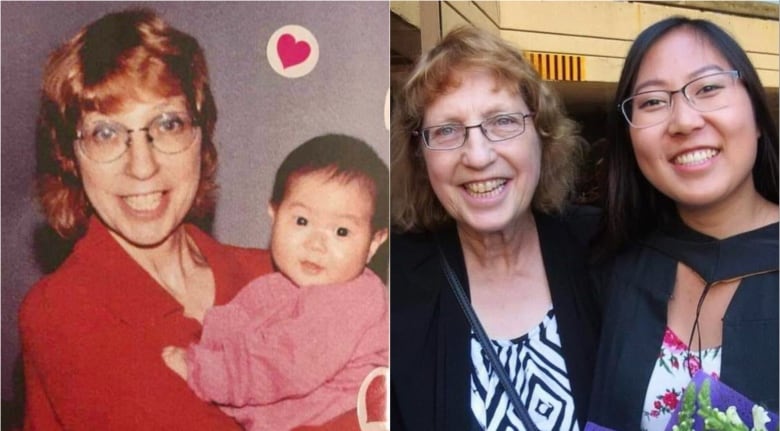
[583,372,777,431]
[665,371,777,431]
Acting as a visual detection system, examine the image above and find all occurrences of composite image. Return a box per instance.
[1,2,778,430]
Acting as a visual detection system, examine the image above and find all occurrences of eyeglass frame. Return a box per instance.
[75,111,201,163]
[413,112,535,151]
[618,69,741,129]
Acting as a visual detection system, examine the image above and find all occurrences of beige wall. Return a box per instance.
[391,1,779,88]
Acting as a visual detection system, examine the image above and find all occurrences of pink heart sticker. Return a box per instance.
[277,34,311,69]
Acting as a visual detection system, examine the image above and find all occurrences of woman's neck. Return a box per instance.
[111,225,206,298]
[677,188,779,239]
[457,212,539,273]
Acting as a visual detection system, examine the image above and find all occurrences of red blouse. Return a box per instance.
[19,217,273,430]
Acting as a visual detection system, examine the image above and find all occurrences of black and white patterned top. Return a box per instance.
[470,309,579,431]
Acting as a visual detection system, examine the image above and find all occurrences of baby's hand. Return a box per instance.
[161,346,188,381]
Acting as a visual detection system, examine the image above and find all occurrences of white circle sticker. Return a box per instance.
[266,25,319,79]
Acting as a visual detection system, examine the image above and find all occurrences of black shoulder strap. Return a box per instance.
[436,242,540,431]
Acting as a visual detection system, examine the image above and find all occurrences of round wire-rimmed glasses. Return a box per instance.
[413,112,534,151]
[76,111,200,163]
[619,70,741,129]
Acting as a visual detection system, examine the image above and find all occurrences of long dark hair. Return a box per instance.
[594,16,779,260]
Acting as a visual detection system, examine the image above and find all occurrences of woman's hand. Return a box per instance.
[161,346,188,381]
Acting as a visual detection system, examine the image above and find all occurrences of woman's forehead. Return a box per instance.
[81,87,187,115]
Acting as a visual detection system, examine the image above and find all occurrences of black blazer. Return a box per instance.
[390,209,601,430]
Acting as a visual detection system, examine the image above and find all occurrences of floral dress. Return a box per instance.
[640,327,721,431]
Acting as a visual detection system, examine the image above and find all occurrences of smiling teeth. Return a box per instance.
[674,149,719,166]
[124,192,162,211]
[465,179,506,196]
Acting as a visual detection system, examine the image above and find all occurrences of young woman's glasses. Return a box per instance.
[414,112,534,151]
[76,112,199,163]
[619,70,741,129]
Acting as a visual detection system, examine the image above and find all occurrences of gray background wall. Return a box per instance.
[1,1,389,415]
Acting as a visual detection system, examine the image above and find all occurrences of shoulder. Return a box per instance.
[390,226,457,268]
[389,229,439,283]
[390,228,451,309]
[20,246,99,319]
[19,260,105,349]
[535,206,602,270]
[19,277,56,334]
[390,229,434,254]
[548,204,602,246]
[354,269,389,302]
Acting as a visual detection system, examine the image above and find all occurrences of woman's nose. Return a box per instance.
[124,130,160,180]
[460,127,496,168]
[666,94,706,135]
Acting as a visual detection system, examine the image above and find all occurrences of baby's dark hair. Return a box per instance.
[270,134,389,232]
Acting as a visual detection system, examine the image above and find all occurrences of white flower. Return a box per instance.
[726,406,745,426]
[751,405,770,431]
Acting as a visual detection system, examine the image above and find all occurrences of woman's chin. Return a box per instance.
[458,217,515,236]
[105,220,184,250]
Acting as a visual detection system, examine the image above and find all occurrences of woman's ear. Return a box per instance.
[366,228,389,263]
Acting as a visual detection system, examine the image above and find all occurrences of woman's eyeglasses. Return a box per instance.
[76,112,199,163]
[414,112,534,151]
[619,70,741,129]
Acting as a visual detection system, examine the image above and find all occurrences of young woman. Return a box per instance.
[589,17,778,431]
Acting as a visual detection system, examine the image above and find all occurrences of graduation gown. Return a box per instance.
[589,220,779,430]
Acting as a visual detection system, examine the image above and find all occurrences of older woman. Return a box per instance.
[19,9,272,430]
[390,26,600,431]
[589,17,778,430]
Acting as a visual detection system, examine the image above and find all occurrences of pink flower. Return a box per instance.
[685,355,701,375]
[654,400,662,409]
[663,391,679,410]
[650,411,660,418]
[663,328,688,351]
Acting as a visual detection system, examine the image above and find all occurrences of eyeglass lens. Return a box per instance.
[621,71,738,128]
[422,113,529,150]
[78,112,197,162]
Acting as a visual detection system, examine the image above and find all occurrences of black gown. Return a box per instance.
[589,219,779,430]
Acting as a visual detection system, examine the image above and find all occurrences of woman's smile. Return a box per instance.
[121,190,166,212]
[671,148,720,168]
[463,178,508,197]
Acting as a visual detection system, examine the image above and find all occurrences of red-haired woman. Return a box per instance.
[19,9,272,430]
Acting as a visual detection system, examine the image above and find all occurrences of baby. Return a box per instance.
[162,134,389,431]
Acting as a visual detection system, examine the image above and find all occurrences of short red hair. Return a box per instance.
[36,8,218,238]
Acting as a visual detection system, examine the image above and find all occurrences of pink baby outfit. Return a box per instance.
[185,269,388,431]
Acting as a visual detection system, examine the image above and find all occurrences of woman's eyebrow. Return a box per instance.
[633,64,726,94]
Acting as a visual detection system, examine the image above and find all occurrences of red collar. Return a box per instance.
[69,217,235,327]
